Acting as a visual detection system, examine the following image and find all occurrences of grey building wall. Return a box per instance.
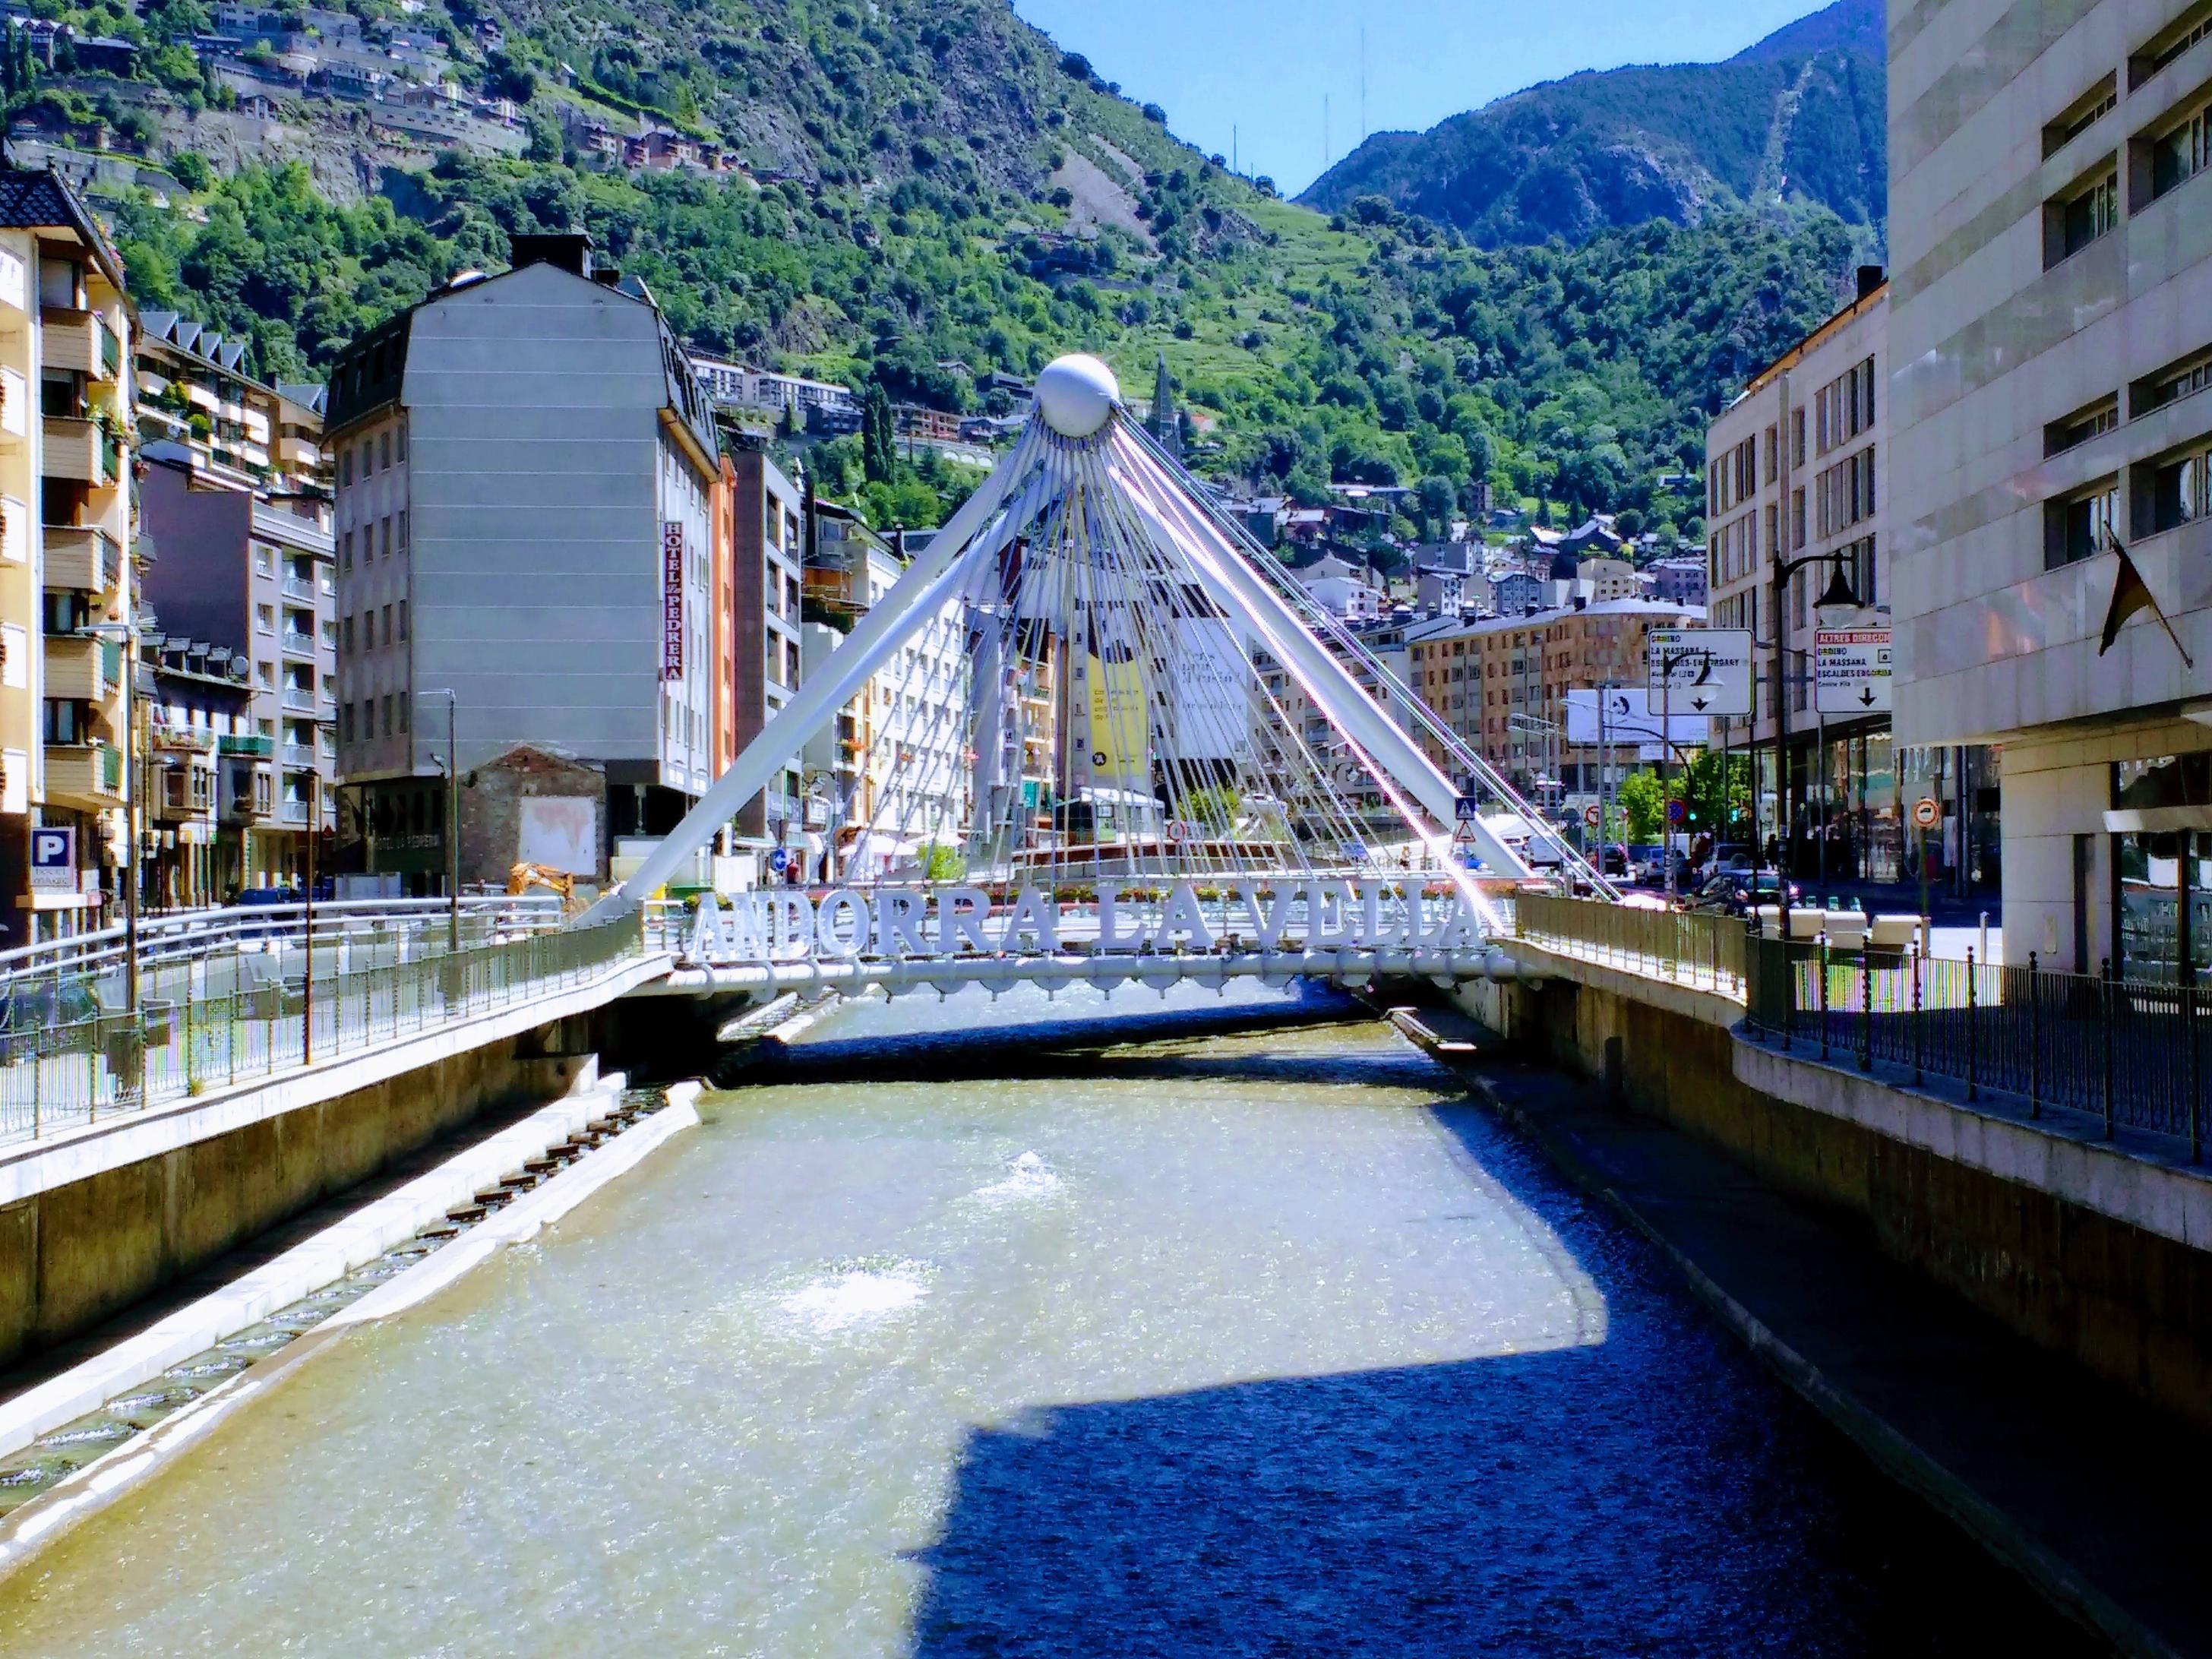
[337,261,716,791]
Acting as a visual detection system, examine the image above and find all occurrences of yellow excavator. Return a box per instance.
[507,861,584,916]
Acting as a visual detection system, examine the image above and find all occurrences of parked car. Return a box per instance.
[1683,869,1802,918]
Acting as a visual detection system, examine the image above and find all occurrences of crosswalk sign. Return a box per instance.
[1455,795,1480,821]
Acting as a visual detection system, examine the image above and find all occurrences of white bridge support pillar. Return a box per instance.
[580,427,1045,924]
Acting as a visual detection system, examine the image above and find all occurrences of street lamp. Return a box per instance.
[1767,551,1861,870]
[78,618,141,1013]
[423,688,460,953]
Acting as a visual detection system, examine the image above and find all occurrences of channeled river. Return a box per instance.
[0,996,2081,1655]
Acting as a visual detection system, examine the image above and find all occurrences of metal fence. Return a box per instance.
[0,912,646,1149]
[1515,893,1748,998]
[1746,935,2207,1160]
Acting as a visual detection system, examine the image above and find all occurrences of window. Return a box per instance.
[1763,425,1778,485]
[2051,167,2120,264]
[2046,396,2120,456]
[2045,76,2118,156]
[254,603,275,634]
[254,546,274,577]
[1790,487,1806,550]
[360,440,374,479]
[1790,409,1806,467]
[2133,344,2212,415]
[397,690,409,733]
[2150,96,2212,202]
[2147,440,2212,532]
[341,702,354,744]
[396,423,406,462]
[397,510,409,552]
[381,604,393,646]
[380,518,392,559]
[41,698,85,744]
[256,660,276,689]
[397,600,408,641]
[380,432,392,472]
[2135,0,2212,86]
[342,615,355,653]
[2046,479,2120,567]
[339,450,352,488]
[381,694,393,737]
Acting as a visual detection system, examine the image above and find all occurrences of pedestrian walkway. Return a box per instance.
[1393,1003,2210,1659]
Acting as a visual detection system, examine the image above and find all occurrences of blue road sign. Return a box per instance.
[1454,795,1480,821]
[1666,798,1687,825]
[27,826,73,894]
[767,846,790,874]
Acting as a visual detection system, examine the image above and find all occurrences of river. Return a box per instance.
[0,997,2081,1655]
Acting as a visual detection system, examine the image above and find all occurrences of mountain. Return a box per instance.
[5,0,1865,537]
[1298,0,1885,247]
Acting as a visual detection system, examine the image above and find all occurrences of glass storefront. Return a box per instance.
[2111,755,2212,983]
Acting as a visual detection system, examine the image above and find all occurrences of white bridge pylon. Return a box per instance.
[587,353,1561,984]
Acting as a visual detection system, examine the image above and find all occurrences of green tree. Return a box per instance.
[861,382,896,485]
[1616,769,1664,842]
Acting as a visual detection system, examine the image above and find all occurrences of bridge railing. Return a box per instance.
[0,912,645,1151]
[1514,893,1749,1000]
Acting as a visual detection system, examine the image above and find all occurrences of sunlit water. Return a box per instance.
[0,1001,2078,1656]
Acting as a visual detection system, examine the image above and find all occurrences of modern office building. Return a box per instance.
[326,232,720,887]
[1889,0,2212,972]
[137,311,336,893]
[0,169,137,946]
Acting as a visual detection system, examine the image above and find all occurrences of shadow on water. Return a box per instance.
[903,1090,2094,1659]
[730,981,1363,1085]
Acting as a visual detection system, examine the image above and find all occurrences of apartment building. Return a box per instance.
[141,629,254,910]
[327,232,720,888]
[1702,273,1951,884]
[0,169,135,946]
[798,507,973,879]
[1407,599,1706,801]
[723,449,806,859]
[137,311,336,893]
[1889,0,2212,974]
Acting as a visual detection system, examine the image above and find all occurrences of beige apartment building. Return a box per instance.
[1890,0,2212,975]
[1701,273,1970,885]
[0,170,136,947]
[1408,598,1704,806]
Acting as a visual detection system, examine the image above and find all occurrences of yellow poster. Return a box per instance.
[1087,644,1148,792]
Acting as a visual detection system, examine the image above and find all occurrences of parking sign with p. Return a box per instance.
[28,826,74,894]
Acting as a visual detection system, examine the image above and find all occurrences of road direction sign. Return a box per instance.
[767,845,790,874]
[1647,628,1752,717]
[1339,839,1367,864]
[1666,798,1687,825]
[1815,627,1892,716]
[1454,795,1481,822]
[1563,687,1711,755]
[1913,796,1942,829]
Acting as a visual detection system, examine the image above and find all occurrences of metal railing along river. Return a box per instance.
[1514,892,1748,998]
[1747,937,2209,1161]
[0,912,645,1150]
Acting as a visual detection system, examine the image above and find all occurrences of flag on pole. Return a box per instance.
[2099,536,2194,667]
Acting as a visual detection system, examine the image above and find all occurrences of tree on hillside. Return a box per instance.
[861,382,896,485]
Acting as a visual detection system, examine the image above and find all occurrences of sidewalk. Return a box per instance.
[1390,1001,2211,1659]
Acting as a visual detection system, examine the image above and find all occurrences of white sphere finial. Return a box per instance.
[1035,354,1120,439]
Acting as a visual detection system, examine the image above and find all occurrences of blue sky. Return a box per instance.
[1011,0,1834,195]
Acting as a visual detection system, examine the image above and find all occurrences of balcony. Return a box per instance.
[43,634,118,702]
[41,308,121,382]
[281,741,315,766]
[42,525,122,595]
[274,797,312,826]
[281,629,317,661]
[41,416,117,487]
[155,765,216,821]
[218,732,273,758]
[281,574,318,602]
[281,685,317,714]
[46,741,122,806]
[151,721,217,756]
